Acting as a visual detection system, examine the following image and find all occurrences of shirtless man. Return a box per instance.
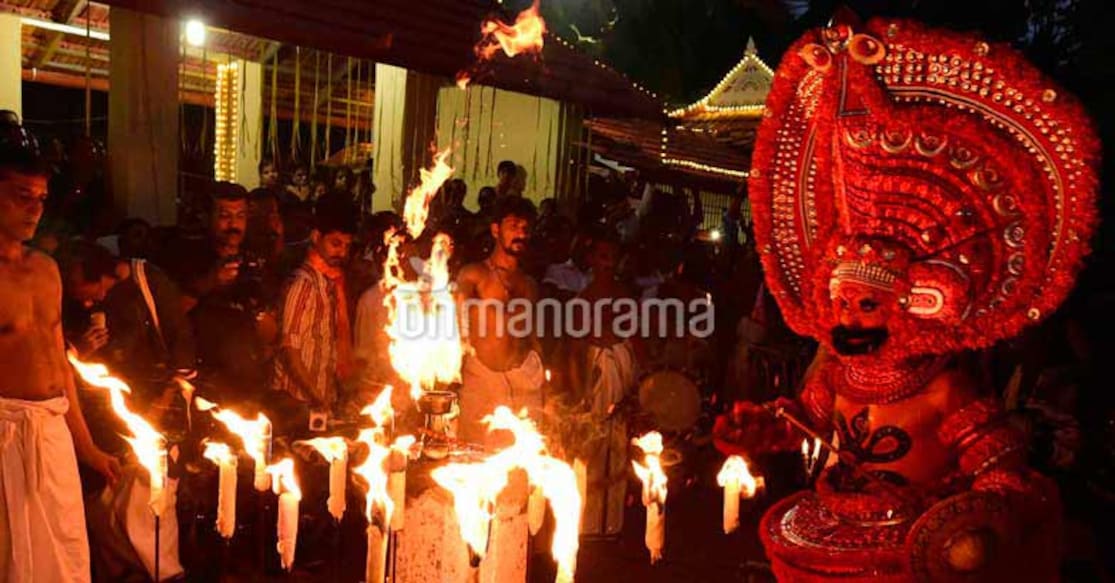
[456,197,543,443]
[0,120,119,581]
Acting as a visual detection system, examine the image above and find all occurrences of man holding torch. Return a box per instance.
[0,116,120,581]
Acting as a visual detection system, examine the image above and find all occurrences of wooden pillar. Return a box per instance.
[0,14,21,117]
[107,7,179,225]
[372,63,440,212]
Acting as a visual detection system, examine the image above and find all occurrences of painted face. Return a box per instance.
[829,279,895,356]
[493,215,530,256]
[0,171,48,243]
[314,231,353,267]
[211,198,247,250]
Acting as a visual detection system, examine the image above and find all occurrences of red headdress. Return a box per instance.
[749,18,1100,356]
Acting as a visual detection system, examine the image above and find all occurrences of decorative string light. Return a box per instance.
[213,62,241,182]
[667,37,773,119]
[661,158,749,179]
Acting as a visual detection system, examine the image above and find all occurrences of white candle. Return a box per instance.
[217,456,238,539]
[388,471,406,531]
[327,452,348,522]
[573,458,587,533]
[365,522,388,583]
[277,490,299,571]
[722,481,740,534]
[254,418,273,492]
[646,502,664,564]
[528,485,545,536]
[149,449,168,518]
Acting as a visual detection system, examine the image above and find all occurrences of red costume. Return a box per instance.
[715,18,1100,582]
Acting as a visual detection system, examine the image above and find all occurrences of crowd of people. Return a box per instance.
[4,109,798,577]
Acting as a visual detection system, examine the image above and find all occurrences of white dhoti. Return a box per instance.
[0,397,90,583]
[582,342,636,536]
[459,351,544,444]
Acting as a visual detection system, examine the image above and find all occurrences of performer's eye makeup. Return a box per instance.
[859,299,879,312]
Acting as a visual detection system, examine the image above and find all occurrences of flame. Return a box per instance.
[431,407,581,579]
[632,432,667,507]
[716,455,764,498]
[354,428,394,528]
[302,437,348,464]
[361,386,394,428]
[199,399,272,488]
[477,0,546,60]
[382,149,465,401]
[202,441,235,464]
[392,434,417,456]
[266,458,302,498]
[68,353,168,515]
[402,149,454,239]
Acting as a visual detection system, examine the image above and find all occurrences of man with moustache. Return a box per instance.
[272,204,356,430]
[456,197,543,443]
[0,114,118,582]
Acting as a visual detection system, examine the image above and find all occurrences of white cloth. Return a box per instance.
[585,342,636,415]
[459,351,544,444]
[0,397,90,583]
[542,260,590,294]
[86,464,183,582]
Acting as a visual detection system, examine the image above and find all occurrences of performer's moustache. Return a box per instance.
[222,228,243,238]
[831,325,889,355]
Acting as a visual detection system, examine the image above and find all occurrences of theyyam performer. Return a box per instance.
[0,117,120,580]
[714,17,1099,582]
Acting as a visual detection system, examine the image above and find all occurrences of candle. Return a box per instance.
[645,502,664,564]
[528,485,546,536]
[366,521,388,583]
[203,442,238,539]
[301,437,349,521]
[632,432,668,565]
[148,449,168,518]
[255,418,273,492]
[267,459,302,571]
[716,455,764,535]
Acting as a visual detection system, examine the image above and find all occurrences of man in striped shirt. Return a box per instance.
[273,205,356,427]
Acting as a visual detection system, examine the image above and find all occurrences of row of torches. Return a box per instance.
[66,82,772,577]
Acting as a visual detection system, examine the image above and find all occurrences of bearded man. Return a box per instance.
[714,18,1099,582]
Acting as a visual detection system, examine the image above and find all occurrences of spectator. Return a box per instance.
[259,157,280,190]
[495,160,518,198]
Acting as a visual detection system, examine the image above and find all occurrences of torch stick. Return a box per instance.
[154,514,160,582]
[763,404,916,506]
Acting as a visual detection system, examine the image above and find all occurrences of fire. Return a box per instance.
[431,407,581,581]
[361,385,394,428]
[68,353,168,516]
[302,437,348,464]
[382,149,465,401]
[266,458,302,499]
[477,0,546,60]
[458,0,547,88]
[354,428,394,528]
[402,149,454,238]
[632,432,667,506]
[717,455,763,498]
[196,398,273,491]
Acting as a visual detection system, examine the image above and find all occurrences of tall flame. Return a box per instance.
[717,455,764,498]
[431,407,581,581]
[361,385,394,428]
[266,458,302,499]
[458,0,547,88]
[68,353,168,516]
[477,0,547,60]
[632,431,667,507]
[302,437,348,464]
[197,397,272,490]
[382,149,465,401]
[354,428,394,528]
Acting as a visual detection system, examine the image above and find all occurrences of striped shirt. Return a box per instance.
[273,265,340,405]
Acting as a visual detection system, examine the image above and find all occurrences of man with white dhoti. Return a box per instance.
[456,198,544,445]
[0,117,120,582]
[567,234,639,535]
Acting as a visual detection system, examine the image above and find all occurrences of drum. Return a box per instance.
[637,369,701,433]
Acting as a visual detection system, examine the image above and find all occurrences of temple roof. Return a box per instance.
[667,37,773,121]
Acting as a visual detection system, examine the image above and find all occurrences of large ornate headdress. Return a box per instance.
[750,18,1099,356]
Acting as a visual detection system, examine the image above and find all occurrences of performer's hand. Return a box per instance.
[713,398,800,455]
[215,261,240,287]
[83,448,122,485]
